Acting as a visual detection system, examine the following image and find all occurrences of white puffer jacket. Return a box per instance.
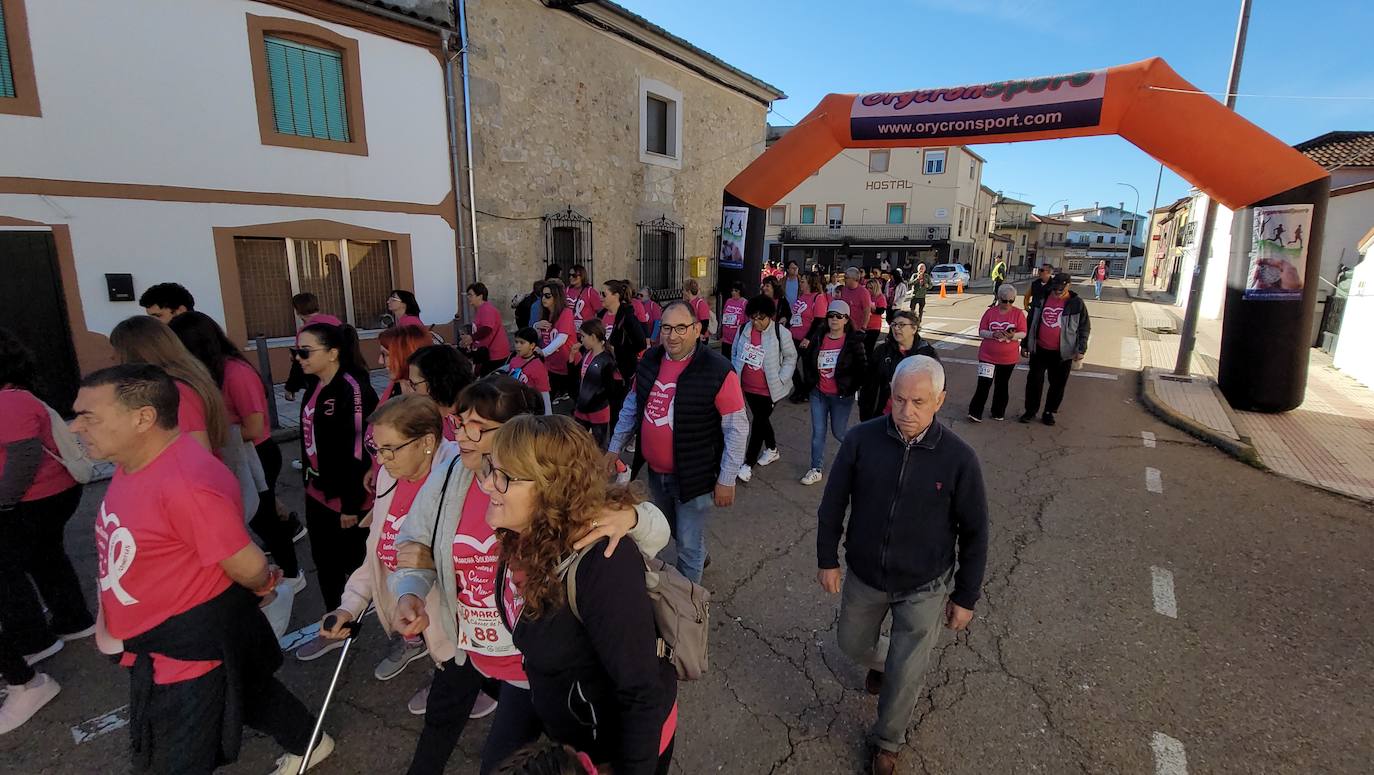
[731,319,799,403]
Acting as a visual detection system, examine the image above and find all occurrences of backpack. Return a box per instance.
[560,546,710,681]
[40,402,96,484]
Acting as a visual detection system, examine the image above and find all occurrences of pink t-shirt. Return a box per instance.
[791,292,822,341]
[99,435,248,684]
[640,355,746,474]
[474,301,511,361]
[508,355,551,393]
[817,336,844,396]
[376,476,425,572]
[541,308,575,375]
[867,291,887,331]
[453,479,525,681]
[689,296,710,339]
[175,381,208,437]
[839,285,871,329]
[566,285,602,328]
[739,327,770,396]
[397,314,425,329]
[631,298,650,325]
[221,359,269,444]
[978,306,1028,366]
[0,388,77,502]
[1038,295,1066,352]
[719,298,747,344]
[574,355,611,424]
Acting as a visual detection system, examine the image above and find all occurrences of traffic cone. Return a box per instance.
[939,281,947,299]
[956,279,964,295]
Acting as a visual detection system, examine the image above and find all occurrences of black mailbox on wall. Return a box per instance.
[106,273,135,302]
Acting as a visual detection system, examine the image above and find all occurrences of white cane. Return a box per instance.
[298,614,360,775]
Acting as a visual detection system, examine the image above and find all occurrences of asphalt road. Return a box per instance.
[4,280,1372,774]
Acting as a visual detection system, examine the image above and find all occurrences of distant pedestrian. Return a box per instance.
[796,300,867,486]
[388,290,426,329]
[838,268,873,339]
[863,278,888,356]
[990,259,1007,297]
[460,283,511,376]
[1022,264,1055,313]
[564,265,602,330]
[506,328,553,415]
[718,282,747,362]
[139,282,195,325]
[908,264,932,324]
[731,295,798,483]
[600,279,647,426]
[535,280,576,403]
[573,319,616,449]
[1020,273,1090,426]
[817,356,988,775]
[1093,261,1107,300]
[967,284,1026,422]
[683,279,711,344]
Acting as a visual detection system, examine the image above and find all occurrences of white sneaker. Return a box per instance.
[269,732,334,774]
[58,624,97,641]
[470,691,498,719]
[23,640,63,666]
[736,464,752,483]
[800,468,823,486]
[757,448,781,467]
[0,674,61,734]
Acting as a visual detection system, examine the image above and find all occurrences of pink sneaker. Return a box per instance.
[0,674,61,734]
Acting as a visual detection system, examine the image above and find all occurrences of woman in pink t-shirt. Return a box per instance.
[683,278,711,344]
[968,284,1027,422]
[387,289,426,330]
[387,376,668,773]
[718,282,748,362]
[0,330,95,679]
[535,280,576,402]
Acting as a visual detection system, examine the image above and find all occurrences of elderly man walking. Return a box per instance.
[816,356,988,775]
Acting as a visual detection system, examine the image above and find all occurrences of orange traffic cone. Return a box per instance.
[956,279,964,295]
[939,281,947,299]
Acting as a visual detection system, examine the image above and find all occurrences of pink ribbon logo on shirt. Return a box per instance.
[97,505,140,606]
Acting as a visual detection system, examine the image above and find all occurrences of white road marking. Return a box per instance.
[1152,731,1189,775]
[1121,336,1142,370]
[1150,566,1178,618]
[1145,467,1163,493]
[941,356,1120,381]
[72,705,130,744]
[1142,431,1157,448]
[932,324,980,350]
[280,622,321,652]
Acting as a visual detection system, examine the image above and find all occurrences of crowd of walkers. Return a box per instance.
[0,260,1092,773]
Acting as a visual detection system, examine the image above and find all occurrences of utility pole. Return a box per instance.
[1175,0,1251,376]
[1115,189,1139,280]
[1138,164,1164,296]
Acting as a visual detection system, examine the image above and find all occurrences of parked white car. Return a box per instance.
[930,263,970,286]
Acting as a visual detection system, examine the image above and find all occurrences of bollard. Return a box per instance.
[255,332,280,430]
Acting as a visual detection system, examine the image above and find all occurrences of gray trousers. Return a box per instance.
[837,569,952,752]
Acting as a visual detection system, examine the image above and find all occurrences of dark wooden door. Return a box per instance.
[0,231,81,413]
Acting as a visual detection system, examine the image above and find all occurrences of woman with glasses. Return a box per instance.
[486,415,679,774]
[857,310,939,421]
[405,345,477,442]
[599,280,646,426]
[378,325,434,401]
[731,295,798,483]
[290,321,380,662]
[534,280,576,403]
[796,299,867,486]
[387,289,425,329]
[388,376,668,774]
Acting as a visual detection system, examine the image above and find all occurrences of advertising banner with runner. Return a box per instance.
[850,69,1107,141]
[719,206,748,269]
[1244,204,1312,301]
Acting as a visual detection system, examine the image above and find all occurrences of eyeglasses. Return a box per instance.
[661,323,697,337]
[480,454,531,494]
[406,377,428,391]
[459,417,499,442]
[289,347,320,360]
[890,321,915,330]
[366,436,421,462]
[826,313,848,320]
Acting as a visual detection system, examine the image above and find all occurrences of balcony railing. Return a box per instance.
[994,219,1035,229]
[780,223,952,243]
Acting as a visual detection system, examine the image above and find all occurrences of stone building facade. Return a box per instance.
[461,0,784,308]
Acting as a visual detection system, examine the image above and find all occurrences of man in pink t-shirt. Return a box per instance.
[72,364,330,773]
[461,283,511,375]
[838,267,872,337]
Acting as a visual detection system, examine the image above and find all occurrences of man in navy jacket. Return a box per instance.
[816,355,988,775]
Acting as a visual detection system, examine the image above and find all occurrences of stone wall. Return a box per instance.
[464,0,770,314]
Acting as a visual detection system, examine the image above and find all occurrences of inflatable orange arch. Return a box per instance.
[718,57,1331,412]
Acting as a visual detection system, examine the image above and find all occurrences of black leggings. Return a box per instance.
[0,486,92,653]
[744,392,777,465]
[968,362,1016,419]
[249,439,299,578]
[303,498,367,612]
[407,658,541,775]
[549,370,575,401]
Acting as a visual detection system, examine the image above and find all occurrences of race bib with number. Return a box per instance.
[457,602,517,656]
[743,344,765,369]
[722,312,739,328]
[977,362,995,379]
[817,348,840,373]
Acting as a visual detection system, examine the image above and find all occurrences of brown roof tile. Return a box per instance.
[1294,131,1374,169]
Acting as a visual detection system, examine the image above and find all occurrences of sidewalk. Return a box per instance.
[1130,291,1374,503]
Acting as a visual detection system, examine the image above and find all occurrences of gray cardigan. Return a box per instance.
[388,440,670,668]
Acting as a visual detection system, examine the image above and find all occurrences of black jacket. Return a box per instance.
[799,320,868,398]
[576,351,617,417]
[499,539,676,775]
[631,344,733,503]
[857,335,939,420]
[606,304,647,384]
[300,368,378,514]
[817,417,988,609]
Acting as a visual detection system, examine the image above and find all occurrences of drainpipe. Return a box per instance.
[456,0,481,285]
[442,29,471,326]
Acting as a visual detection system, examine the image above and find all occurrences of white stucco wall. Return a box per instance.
[1320,187,1374,288]
[1332,235,1374,388]
[1172,192,1232,321]
[4,0,451,204]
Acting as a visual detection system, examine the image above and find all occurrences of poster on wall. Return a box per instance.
[1243,204,1312,300]
[850,69,1107,142]
[719,206,748,269]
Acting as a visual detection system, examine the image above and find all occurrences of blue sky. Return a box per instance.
[618,0,1374,216]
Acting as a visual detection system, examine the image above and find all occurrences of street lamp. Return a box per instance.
[1048,199,1068,215]
[1116,182,1140,280]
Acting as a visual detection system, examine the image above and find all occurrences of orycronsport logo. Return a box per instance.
[851,69,1107,141]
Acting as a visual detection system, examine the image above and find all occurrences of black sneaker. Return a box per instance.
[1042,413,1056,426]
[1017,412,1035,423]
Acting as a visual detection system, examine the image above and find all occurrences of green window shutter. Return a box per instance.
[263,36,350,142]
[0,3,16,100]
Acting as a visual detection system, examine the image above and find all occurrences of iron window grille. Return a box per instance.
[637,215,685,301]
[543,206,595,282]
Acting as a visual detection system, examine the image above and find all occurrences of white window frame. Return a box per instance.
[868,149,890,173]
[923,149,946,175]
[639,77,683,170]
[281,237,393,331]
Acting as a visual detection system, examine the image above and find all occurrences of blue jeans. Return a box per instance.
[1094,280,1103,298]
[646,470,715,583]
[809,389,854,470]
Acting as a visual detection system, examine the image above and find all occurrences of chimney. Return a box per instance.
[1093,201,1099,210]
[1062,204,1069,214]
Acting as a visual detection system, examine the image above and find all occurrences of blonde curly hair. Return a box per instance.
[490,414,640,619]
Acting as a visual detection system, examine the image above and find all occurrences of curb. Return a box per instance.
[1137,367,1264,469]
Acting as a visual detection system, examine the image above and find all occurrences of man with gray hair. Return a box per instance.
[816,355,989,775]
[838,266,872,335]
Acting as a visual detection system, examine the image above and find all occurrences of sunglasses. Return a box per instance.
[826,312,848,320]
[289,347,320,360]
[541,292,554,299]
